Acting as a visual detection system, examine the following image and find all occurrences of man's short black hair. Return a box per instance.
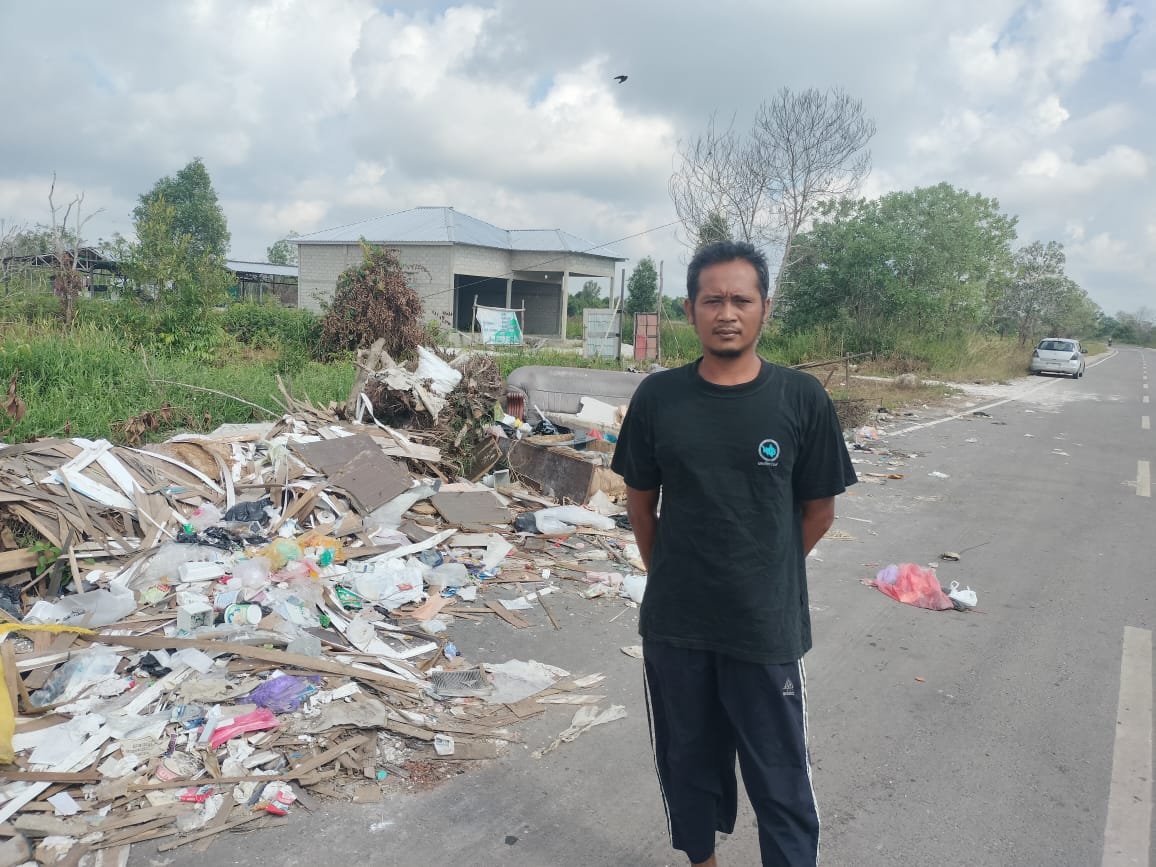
[686,240,770,303]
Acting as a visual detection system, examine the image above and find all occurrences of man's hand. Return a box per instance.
[800,497,836,556]
[625,487,660,571]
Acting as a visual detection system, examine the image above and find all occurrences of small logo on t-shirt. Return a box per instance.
[757,438,781,467]
[782,677,796,697]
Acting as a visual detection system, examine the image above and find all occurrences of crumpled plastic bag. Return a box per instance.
[869,563,954,611]
[245,674,319,713]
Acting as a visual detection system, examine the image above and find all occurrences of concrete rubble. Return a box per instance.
[0,348,643,863]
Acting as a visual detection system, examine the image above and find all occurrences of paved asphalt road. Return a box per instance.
[134,348,1154,867]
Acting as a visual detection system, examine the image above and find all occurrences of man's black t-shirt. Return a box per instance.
[611,358,857,664]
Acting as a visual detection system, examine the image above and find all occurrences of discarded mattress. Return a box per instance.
[505,366,650,418]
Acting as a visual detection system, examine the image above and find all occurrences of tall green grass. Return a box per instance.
[1,325,353,443]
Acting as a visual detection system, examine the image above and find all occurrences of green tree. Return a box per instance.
[133,158,230,261]
[780,183,1018,335]
[995,241,1069,345]
[626,257,659,317]
[663,295,687,320]
[567,279,608,317]
[267,231,300,265]
[126,196,229,309]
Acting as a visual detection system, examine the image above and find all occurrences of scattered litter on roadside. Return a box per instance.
[940,552,961,561]
[928,471,950,479]
[532,704,628,758]
[865,563,956,611]
[0,354,662,858]
[620,646,643,659]
[946,581,978,609]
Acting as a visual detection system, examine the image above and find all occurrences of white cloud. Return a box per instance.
[1017,145,1147,193]
[1033,95,1070,133]
[0,0,1153,313]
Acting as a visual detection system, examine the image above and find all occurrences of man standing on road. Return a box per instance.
[611,241,856,866]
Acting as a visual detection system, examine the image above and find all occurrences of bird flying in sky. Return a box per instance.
[613,75,628,83]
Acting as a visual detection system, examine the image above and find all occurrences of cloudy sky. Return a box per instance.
[1,0,1153,315]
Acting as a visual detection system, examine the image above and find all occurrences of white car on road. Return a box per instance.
[1029,338,1086,378]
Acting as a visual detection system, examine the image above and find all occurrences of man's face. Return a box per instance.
[684,259,770,359]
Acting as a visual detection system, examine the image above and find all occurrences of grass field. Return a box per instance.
[1,299,1096,444]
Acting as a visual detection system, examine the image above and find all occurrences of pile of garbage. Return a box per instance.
[0,355,646,863]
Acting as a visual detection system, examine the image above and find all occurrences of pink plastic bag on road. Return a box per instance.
[870,563,954,611]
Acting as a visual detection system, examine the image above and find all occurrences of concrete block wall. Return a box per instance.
[297,243,363,313]
[297,242,453,321]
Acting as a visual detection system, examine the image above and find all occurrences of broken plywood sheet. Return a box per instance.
[327,449,412,514]
[289,434,381,476]
[430,491,512,527]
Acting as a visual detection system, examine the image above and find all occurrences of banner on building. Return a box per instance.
[474,305,524,345]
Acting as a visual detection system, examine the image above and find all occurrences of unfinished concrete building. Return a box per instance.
[294,207,624,338]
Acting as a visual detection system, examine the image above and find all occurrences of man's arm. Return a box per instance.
[625,486,660,571]
[800,497,835,556]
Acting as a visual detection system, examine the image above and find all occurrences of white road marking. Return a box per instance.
[1101,626,1152,867]
[1138,461,1151,498]
[1143,416,1151,431]
[1145,396,1150,405]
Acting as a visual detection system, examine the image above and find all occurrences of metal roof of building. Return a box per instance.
[294,207,624,260]
[225,260,299,278]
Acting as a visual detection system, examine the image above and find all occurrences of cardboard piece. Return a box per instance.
[430,491,512,527]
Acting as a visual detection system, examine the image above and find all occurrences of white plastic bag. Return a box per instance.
[533,506,616,532]
[415,347,462,396]
[947,581,977,608]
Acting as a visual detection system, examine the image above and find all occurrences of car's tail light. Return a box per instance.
[1070,353,1080,360]
[1032,350,1039,358]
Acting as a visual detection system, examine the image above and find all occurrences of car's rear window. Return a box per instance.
[1038,340,1075,351]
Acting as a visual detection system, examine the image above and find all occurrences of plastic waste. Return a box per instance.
[224,499,272,523]
[209,708,280,749]
[947,581,978,608]
[188,503,222,532]
[247,674,318,712]
[532,506,616,532]
[416,346,463,395]
[23,583,136,628]
[351,559,425,609]
[232,557,271,591]
[622,575,647,604]
[262,539,303,571]
[29,650,120,707]
[513,513,538,534]
[869,564,954,611]
[135,543,222,586]
[430,562,470,588]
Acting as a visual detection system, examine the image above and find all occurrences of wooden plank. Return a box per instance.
[0,549,37,574]
[484,599,532,629]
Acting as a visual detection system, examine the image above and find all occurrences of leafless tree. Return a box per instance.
[0,219,23,287]
[669,114,773,250]
[754,88,875,295]
[48,173,102,327]
[669,88,875,297]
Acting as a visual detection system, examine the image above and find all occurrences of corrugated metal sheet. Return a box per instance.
[295,207,623,259]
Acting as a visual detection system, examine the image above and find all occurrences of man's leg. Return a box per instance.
[643,640,738,865]
[719,657,820,867]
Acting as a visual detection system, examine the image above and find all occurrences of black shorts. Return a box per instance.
[643,639,820,866]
